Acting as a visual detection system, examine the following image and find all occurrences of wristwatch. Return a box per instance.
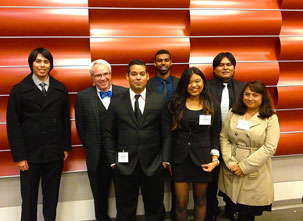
[212,158,220,165]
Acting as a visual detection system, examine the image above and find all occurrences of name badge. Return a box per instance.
[118,152,129,163]
[199,115,211,125]
[236,120,251,130]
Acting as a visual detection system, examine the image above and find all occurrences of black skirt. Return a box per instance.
[173,155,212,183]
[219,191,272,216]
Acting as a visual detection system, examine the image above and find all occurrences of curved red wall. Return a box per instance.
[0,0,302,177]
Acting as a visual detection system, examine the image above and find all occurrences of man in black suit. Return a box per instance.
[146,49,179,102]
[6,47,71,221]
[147,49,179,220]
[103,59,172,221]
[206,52,245,221]
[75,59,127,221]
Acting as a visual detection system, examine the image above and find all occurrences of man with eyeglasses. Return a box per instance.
[75,59,127,221]
[206,52,245,221]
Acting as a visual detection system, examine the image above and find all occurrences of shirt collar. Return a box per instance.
[155,74,172,84]
[32,74,49,87]
[96,84,112,93]
[129,88,146,101]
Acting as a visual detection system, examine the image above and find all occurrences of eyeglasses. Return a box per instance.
[92,72,110,78]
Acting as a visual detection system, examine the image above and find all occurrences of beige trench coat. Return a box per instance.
[218,111,280,206]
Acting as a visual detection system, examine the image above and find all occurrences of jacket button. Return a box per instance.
[188,142,191,146]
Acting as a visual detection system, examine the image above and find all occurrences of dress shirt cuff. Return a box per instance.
[163,162,170,165]
[110,163,116,167]
[210,149,220,157]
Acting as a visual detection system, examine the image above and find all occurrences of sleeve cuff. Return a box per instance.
[210,149,220,157]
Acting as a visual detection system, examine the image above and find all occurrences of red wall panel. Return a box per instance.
[89,0,190,8]
[0,39,90,67]
[91,37,190,64]
[0,8,89,36]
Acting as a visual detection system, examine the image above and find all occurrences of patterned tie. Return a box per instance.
[39,82,47,96]
[162,80,167,101]
[100,90,112,99]
[134,94,142,123]
[221,83,229,122]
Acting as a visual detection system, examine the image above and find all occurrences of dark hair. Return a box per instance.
[154,49,171,60]
[232,81,275,118]
[28,47,53,73]
[169,67,215,130]
[213,52,236,78]
[127,59,148,74]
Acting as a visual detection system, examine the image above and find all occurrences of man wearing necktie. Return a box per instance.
[146,49,179,220]
[6,48,71,221]
[206,52,245,221]
[103,59,172,221]
[75,59,127,221]
[146,49,179,103]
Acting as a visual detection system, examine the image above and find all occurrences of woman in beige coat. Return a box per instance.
[218,81,280,221]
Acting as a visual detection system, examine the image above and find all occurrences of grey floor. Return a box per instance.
[106,204,303,221]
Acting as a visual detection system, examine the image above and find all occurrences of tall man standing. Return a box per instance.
[7,47,71,221]
[147,49,179,220]
[103,59,172,221]
[206,52,245,221]
[147,49,179,103]
[75,59,127,221]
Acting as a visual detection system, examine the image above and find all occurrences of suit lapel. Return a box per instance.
[123,91,137,125]
[91,87,105,129]
[149,78,158,92]
[141,90,153,126]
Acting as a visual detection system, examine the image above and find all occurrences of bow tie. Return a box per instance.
[100,90,112,99]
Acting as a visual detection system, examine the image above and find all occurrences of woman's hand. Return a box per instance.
[201,161,218,173]
[231,164,244,176]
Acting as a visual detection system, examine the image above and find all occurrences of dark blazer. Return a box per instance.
[173,106,221,167]
[146,75,179,93]
[75,85,127,172]
[207,78,245,127]
[7,74,71,163]
[103,90,172,176]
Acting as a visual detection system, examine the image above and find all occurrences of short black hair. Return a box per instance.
[127,59,148,74]
[212,52,236,77]
[28,47,54,73]
[154,49,171,60]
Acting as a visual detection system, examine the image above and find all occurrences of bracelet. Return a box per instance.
[212,158,220,165]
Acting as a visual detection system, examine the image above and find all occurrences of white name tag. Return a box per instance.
[236,120,251,130]
[118,152,129,163]
[199,115,211,125]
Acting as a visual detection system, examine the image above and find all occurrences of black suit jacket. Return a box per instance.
[75,85,127,172]
[207,78,245,127]
[146,75,179,93]
[103,90,172,176]
[7,74,71,163]
[173,106,221,166]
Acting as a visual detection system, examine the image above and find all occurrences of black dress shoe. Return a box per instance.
[224,211,237,221]
[205,214,217,221]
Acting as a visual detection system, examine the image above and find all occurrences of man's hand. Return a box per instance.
[16,160,29,171]
[64,151,68,161]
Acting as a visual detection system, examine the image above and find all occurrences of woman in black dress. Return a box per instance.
[169,67,221,221]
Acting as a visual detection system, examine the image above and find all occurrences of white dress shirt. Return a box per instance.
[32,74,49,92]
[129,88,146,114]
[97,85,112,110]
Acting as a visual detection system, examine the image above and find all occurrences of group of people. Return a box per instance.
[7,47,280,221]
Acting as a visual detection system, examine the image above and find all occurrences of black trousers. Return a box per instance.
[206,162,220,215]
[87,157,112,221]
[20,160,63,221]
[113,163,165,221]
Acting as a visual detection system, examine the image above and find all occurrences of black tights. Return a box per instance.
[238,213,255,221]
[174,182,208,221]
